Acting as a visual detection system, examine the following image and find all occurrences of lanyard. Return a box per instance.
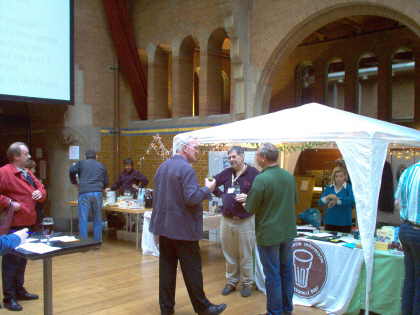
[231,164,247,186]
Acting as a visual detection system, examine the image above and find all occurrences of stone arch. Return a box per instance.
[255,3,420,115]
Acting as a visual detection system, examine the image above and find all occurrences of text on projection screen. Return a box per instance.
[0,0,71,101]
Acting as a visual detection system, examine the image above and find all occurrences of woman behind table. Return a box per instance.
[319,166,355,233]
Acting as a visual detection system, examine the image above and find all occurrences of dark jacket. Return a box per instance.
[213,165,259,219]
[111,169,148,195]
[149,155,210,241]
[378,161,394,212]
[69,159,109,195]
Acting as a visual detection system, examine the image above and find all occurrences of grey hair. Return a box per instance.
[258,143,279,162]
[173,135,196,154]
[7,142,28,162]
[228,146,244,156]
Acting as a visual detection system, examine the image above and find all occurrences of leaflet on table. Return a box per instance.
[297,225,317,231]
[338,236,357,243]
[312,232,333,238]
[16,243,61,254]
[26,236,79,243]
[49,236,79,242]
[26,238,39,243]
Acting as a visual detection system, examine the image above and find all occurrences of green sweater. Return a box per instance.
[245,165,297,246]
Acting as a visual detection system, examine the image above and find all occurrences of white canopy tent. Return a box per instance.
[174,103,420,313]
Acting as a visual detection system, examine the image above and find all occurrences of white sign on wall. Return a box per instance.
[69,146,79,160]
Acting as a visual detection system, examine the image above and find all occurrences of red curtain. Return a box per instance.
[103,0,147,120]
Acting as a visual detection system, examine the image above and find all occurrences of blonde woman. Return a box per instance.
[319,166,355,233]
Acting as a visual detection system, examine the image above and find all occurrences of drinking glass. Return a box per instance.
[41,217,54,245]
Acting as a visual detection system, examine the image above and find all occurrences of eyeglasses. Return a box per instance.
[186,145,199,153]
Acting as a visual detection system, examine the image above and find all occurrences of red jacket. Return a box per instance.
[0,164,47,227]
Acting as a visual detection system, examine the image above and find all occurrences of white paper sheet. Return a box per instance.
[16,242,61,254]
[314,232,333,238]
[49,236,79,242]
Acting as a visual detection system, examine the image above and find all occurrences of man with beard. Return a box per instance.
[213,146,259,297]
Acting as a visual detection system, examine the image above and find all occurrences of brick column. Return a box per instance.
[344,59,358,113]
[377,53,392,121]
[198,51,209,117]
[172,40,197,118]
[203,50,223,115]
[172,54,193,117]
[313,60,326,104]
[148,48,170,119]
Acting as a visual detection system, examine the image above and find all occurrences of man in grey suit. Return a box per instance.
[150,136,227,315]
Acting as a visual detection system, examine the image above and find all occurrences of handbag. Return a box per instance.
[0,205,14,235]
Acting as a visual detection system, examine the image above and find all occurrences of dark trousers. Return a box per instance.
[159,236,211,313]
[399,223,420,315]
[2,253,27,301]
[258,242,294,315]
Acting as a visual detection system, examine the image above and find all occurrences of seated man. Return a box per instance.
[108,158,148,196]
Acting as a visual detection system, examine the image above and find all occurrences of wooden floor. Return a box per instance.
[0,239,325,315]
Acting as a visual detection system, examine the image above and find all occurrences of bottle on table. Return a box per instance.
[137,188,145,209]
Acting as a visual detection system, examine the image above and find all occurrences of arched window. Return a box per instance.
[391,48,415,121]
[326,59,345,109]
[357,53,378,118]
[207,29,231,114]
[295,63,315,105]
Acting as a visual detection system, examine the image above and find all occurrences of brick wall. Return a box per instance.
[99,132,209,191]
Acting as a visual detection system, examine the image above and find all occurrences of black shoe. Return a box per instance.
[198,304,227,315]
[161,310,174,315]
[221,284,235,296]
[3,299,23,311]
[240,285,252,297]
[16,292,39,301]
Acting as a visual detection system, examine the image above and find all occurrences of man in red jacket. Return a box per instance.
[0,142,47,311]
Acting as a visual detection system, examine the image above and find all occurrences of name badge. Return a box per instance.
[227,187,235,194]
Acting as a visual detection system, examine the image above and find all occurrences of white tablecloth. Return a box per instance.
[255,238,363,315]
[141,211,222,257]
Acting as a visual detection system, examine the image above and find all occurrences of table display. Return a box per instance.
[66,201,151,249]
[255,237,364,315]
[255,234,404,315]
[346,249,404,315]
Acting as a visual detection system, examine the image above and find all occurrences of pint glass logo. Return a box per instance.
[292,240,327,298]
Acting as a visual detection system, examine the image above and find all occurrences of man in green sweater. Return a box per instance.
[245,143,297,315]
